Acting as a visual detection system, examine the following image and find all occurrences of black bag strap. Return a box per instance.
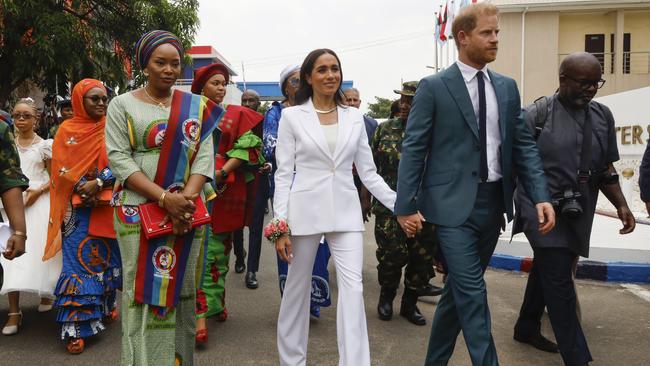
[532,96,549,140]
[577,107,593,188]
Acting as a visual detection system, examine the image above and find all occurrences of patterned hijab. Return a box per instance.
[135,30,184,70]
[44,79,112,260]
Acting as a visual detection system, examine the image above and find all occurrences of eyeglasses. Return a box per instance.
[563,75,606,90]
[11,113,35,120]
[288,77,300,87]
[84,96,108,104]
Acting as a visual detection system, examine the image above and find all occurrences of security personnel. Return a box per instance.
[0,119,29,287]
[371,81,441,326]
[513,52,635,366]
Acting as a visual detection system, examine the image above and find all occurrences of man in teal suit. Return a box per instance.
[395,4,556,365]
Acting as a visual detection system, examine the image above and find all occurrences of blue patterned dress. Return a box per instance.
[54,167,122,339]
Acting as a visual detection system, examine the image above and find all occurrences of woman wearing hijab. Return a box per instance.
[271,49,401,366]
[265,64,332,318]
[190,63,264,344]
[45,79,121,354]
[1,98,61,336]
[106,30,221,364]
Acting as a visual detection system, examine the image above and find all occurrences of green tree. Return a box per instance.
[0,0,200,105]
[257,101,271,115]
[366,96,393,119]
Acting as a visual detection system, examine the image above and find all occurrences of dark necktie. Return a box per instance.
[476,71,488,182]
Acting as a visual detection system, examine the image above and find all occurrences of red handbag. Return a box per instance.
[138,197,211,240]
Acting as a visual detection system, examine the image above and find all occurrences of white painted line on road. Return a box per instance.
[621,284,650,303]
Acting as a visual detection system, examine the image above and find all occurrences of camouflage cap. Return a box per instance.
[394,81,418,96]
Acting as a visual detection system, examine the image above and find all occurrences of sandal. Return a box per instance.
[66,338,85,354]
[104,309,119,324]
[195,328,208,345]
[216,308,228,322]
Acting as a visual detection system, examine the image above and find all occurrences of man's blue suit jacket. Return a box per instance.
[395,63,550,227]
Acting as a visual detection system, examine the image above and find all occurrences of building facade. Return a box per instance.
[489,0,650,104]
[175,45,242,105]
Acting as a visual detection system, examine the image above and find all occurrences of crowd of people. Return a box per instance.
[0,3,647,366]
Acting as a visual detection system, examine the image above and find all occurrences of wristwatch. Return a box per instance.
[96,177,104,188]
[219,169,229,180]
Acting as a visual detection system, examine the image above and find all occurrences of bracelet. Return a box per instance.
[158,190,168,208]
[12,231,27,239]
[263,218,291,243]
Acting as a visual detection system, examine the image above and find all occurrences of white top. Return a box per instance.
[456,60,503,182]
[320,123,339,154]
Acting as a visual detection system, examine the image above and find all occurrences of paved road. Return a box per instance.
[1,219,649,365]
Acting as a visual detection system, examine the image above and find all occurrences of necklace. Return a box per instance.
[314,106,337,114]
[16,133,38,149]
[144,86,171,108]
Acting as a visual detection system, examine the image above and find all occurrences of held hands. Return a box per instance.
[3,234,26,260]
[159,192,198,235]
[536,202,556,235]
[617,206,636,234]
[275,235,293,263]
[397,212,425,238]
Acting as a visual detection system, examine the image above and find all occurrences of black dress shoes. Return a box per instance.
[377,287,396,321]
[417,283,444,297]
[513,332,559,353]
[245,272,258,289]
[234,254,246,274]
[400,288,427,326]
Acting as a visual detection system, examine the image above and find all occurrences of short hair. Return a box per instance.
[242,89,260,98]
[343,87,359,95]
[452,3,499,48]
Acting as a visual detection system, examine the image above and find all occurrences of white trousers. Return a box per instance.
[277,231,370,366]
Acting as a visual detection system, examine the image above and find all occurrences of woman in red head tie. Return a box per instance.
[45,79,121,354]
[191,63,264,345]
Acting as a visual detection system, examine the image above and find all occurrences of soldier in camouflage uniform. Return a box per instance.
[371,81,442,326]
[0,119,29,287]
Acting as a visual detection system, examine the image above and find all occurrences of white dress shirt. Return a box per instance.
[456,60,502,182]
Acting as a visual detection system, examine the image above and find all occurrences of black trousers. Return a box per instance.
[515,247,593,366]
[232,174,270,272]
[246,173,269,272]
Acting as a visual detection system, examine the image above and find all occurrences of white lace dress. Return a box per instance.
[1,138,62,298]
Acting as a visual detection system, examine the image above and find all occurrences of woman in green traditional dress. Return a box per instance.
[106,30,217,365]
[190,63,264,345]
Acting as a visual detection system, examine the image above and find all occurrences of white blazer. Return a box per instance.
[273,99,396,236]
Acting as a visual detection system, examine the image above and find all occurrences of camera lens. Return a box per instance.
[561,199,583,219]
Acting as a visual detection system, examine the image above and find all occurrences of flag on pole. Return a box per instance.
[439,2,448,42]
[444,1,456,40]
[434,11,441,44]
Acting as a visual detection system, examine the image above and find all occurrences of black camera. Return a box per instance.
[552,188,583,219]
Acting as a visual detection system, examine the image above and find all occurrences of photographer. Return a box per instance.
[512,52,635,366]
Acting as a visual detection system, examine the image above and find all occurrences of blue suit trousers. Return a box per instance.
[425,182,503,366]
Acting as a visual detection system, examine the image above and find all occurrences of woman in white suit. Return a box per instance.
[273,49,409,366]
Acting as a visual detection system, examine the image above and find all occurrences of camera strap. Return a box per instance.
[577,107,593,188]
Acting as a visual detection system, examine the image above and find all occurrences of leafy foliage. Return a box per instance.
[366,96,394,119]
[258,101,271,115]
[0,0,200,105]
